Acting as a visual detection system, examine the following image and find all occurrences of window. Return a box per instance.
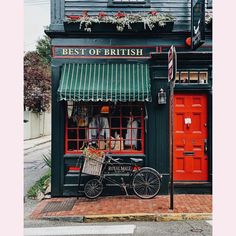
[66,102,145,154]
[175,71,208,84]
[206,0,212,9]
[108,0,150,7]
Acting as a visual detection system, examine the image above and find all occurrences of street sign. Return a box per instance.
[168,46,177,82]
[191,0,205,50]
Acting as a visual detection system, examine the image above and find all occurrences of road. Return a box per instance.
[24,221,212,236]
[24,141,51,221]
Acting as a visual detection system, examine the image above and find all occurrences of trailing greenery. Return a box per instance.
[27,172,51,199]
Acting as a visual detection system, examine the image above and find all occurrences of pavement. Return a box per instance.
[25,135,212,223]
[30,194,212,223]
[24,135,51,151]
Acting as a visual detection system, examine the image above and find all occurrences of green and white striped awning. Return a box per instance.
[57,63,151,102]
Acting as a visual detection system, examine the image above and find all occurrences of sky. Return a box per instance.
[24,0,50,52]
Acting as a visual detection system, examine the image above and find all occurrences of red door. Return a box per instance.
[174,94,208,181]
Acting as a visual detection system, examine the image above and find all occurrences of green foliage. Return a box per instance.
[36,35,51,65]
[42,152,51,168]
[27,172,51,199]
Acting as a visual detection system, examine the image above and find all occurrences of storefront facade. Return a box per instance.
[46,0,212,197]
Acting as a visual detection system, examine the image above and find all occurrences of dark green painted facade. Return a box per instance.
[47,0,212,197]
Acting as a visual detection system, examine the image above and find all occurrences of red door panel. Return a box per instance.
[174,94,208,181]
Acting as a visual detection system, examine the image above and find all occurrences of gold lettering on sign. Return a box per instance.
[96,49,101,55]
[104,49,110,55]
[89,49,96,55]
[74,49,80,55]
[131,49,136,56]
[81,48,86,55]
[110,49,116,56]
[68,49,74,55]
[58,47,150,57]
[136,49,143,56]
[127,49,130,56]
[120,49,126,56]
[62,48,68,55]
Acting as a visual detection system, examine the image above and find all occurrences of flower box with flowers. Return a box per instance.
[64,10,175,33]
[82,147,105,176]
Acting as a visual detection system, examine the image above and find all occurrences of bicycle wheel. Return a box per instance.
[84,178,103,199]
[132,167,161,199]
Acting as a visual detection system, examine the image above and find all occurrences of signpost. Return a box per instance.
[168,45,177,210]
[191,0,205,50]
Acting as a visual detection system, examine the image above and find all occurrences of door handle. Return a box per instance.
[183,151,194,156]
[204,139,208,154]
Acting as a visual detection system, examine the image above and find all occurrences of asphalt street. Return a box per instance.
[24,221,212,236]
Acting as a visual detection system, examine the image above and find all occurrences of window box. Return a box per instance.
[64,11,175,33]
[64,22,116,32]
[126,21,174,33]
[64,21,174,33]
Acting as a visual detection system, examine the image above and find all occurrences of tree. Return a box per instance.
[36,35,51,65]
[24,51,51,112]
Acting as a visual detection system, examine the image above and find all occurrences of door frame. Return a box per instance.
[172,89,212,182]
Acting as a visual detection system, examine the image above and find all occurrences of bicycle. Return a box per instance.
[78,153,162,199]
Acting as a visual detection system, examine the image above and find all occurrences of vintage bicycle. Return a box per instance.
[78,149,162,199]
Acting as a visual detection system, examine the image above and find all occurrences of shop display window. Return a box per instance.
[65,103,145,154]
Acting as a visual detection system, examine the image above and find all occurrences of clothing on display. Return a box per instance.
[88,115,110,142]
[125,117,138,148]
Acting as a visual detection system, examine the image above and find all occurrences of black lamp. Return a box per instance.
[157,88,167,105]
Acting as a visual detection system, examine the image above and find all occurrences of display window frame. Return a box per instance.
[65,102,145,154]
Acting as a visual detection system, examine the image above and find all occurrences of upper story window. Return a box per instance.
[207,0,212,9]
[108,0,150,7]
[175,71,208,84]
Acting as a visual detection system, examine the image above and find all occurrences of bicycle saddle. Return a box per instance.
[130,158,143,163]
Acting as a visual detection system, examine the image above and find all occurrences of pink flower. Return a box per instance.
[67,15,81,20]
[98,11,107,18]
[149,11,158,16]
[83,11,89,17]
[115,11,126,18]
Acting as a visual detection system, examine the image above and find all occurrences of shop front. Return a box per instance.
[46,33,212,197]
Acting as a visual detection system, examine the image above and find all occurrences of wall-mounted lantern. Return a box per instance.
[157,88,167,105]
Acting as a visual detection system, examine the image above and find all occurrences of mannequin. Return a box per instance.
[88,106,110,149]
[125,113,138,149]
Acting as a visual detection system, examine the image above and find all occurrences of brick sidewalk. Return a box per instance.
[31,194,212,220]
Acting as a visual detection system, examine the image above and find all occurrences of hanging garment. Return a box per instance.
[125,119,138,148]
[67,101,73,118]
[88,116,110,142]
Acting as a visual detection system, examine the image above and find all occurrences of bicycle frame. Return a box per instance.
[92,155,141,195]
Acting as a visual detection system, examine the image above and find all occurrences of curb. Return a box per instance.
[40,213,212,223]
[24,139,51,152]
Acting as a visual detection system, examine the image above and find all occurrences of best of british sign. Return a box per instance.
[52,46,157,59]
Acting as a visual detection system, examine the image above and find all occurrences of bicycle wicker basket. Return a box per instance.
[82,148,105,176]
